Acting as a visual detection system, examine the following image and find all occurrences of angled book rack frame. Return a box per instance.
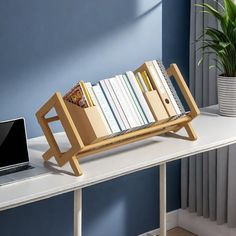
[36,64,200,176]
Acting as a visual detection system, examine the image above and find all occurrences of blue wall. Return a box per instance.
[0,0,190,235]
[163,0,190,84]
[0,0,162,138]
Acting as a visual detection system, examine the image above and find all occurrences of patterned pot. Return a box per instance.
[218,75,236,117]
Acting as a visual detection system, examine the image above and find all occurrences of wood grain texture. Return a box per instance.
[167,64,200,119]
[36,64,199,176]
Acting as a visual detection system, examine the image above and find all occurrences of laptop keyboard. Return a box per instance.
[0,165,34,177]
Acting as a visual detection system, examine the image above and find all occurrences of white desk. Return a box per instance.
[1,106,236,236]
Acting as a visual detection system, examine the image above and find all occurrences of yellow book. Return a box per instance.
[134,62,177,118]
[141,71,153,91]
[135,74,144,92]
[80,81,94,107]
[136,72,148,92]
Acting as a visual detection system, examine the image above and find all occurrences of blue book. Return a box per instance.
[99,80,126,132]
[92,84,121,134]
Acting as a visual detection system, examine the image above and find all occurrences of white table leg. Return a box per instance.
[74,189,82,236]
[160,163,167,236]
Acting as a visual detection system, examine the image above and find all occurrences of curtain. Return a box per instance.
[181,0,236,227]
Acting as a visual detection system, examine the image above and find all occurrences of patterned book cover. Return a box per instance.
[63,82,89,108]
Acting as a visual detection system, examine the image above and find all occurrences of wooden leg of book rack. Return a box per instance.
[172,125,182,133]
[167,64,200,119]
[43,149,54,161]
[168,122,197,141]
[70,156,83,176]
[184,122,197,140]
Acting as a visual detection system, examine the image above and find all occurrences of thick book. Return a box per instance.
[99,80,126,132]
[152,60,181,116]
[92,84,120,134]
[134,62,177,118]
[154,60,186,114]
[85,82,112,135]
[109,77,138,129]
[117,75,144,126]
[126,71,155,124]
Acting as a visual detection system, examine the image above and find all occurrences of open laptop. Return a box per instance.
[0,118,48,186]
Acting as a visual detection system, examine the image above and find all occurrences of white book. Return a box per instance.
[118,75,144,126]
[99,80,126,131]
[92,84,120,134]
[123,74,148,125]
[85,82,112,135]
[109,77,137,129]
[104,79,130,130]
[115,75,141,128]
[137,72,148,92]
[126,71,155,124]
[152,60,181,115]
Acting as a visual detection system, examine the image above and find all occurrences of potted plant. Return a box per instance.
[197,0,236,116]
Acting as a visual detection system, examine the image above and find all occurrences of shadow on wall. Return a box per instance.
[0,0,160,74]
[0,0,162,137]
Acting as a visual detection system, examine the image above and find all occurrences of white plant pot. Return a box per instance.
[218,76,236,117]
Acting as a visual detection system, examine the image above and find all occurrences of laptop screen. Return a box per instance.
[0,118,29,170]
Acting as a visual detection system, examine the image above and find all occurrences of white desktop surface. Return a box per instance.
[0,105,235,211]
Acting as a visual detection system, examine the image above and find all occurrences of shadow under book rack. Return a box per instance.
[36,63,200,176]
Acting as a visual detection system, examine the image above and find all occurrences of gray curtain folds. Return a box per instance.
[182,0,236,228]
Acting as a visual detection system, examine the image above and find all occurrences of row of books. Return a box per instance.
[63,60,186,136]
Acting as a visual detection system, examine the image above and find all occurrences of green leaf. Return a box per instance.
[196,3,224,21]
[195,0,236,77]
[219,42,231,48]
[224,0,236,20]
[198,57,204,66]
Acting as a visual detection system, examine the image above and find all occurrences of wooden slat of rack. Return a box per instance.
[167,64,200,118]
[78,115,192,154]
[76,124,180,159]
[36,63,199,176]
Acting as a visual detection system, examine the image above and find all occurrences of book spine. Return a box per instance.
[118,75,144,126]
[105,79,130,130]
[147,62,177,118]
[141,71,153,91]
[85,82,112,135]
[126,71,155,123]
[152,60,182,116]
[116,75,141,128]
[123,74,148,125]
[99,80,126,131]
[80,81,94,107]
[155,60,186,114]
[136,73,148,92]
[109,77,137,129]
[92,84,120,134]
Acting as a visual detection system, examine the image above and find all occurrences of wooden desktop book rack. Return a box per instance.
[36,63,200,176]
